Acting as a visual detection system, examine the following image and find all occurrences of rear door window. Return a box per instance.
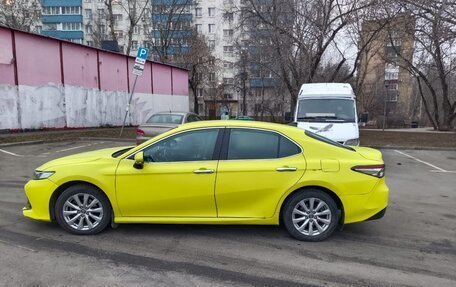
[227,129,301,160]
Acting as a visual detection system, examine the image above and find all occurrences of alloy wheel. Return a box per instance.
[62,193,104,231]
[292,197,332,236]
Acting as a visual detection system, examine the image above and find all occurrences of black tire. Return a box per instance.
[283,190,339,242]
[55,184,111,235]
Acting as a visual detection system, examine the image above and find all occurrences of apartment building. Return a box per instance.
[358,15,416,127]
[40,0,84,44]
[35,0,284,119]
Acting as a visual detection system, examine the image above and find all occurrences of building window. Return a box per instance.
[195,8,202,17]
[69,39,83,44]
[62,23,82,31]
[387,31,402,47]
[114,14,122,24]
[131,41,138,50]
[197,88,203,97]
[85,9,92,18]
[196,24,202,33]
[209,73,215,82]
[223,29,233,37]
[208,40,215,49]
[223,93,232,99]
[62,6,81,15]
[97,9,104,19]
[223,78,234,85]
[385,71,399,80]
[208,7,215,17]
[85,25,93,34]
[223,46,233,55]
[223,12,233,21]
[114,30,123,38]
[386,83,399,90]
[133,26,140,34]
[223,61,233,69]
[100,25,106,34]
[43,6,60,15]
[208,24,215,34]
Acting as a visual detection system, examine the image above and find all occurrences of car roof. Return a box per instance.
[176,120,302,134]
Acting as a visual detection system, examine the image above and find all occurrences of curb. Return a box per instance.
[79,137,136,143]
[367,145,456,151]
[0,140,45,147]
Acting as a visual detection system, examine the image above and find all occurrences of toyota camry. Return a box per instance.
[23,121,388,241]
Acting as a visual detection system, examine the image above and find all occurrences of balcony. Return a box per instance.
[42,15,83,23]
[41,0,82,6]
[250,78,275,88]
[41,30,84,40]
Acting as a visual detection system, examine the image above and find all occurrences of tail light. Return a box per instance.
[351,164,385,178]
[136,128,145,136]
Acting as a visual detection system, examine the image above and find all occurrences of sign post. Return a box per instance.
[120,47,149,137]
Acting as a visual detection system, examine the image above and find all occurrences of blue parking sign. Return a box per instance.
[136,47,149,60]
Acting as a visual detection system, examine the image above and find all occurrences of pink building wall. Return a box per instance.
[62,43,99,89]
[0,27,189,130]
[0,29,15,85]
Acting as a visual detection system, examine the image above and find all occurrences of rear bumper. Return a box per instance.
[22,179,57,222]
[341,179,389,224]
[365,207,387,221]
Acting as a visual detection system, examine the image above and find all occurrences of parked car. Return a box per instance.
[232,115,255,121]
[136,111,202,144]
[23,120,388,241]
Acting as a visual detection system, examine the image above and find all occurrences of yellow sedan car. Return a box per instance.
[23,121,388,241]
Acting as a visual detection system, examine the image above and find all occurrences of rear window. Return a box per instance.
[304,130,354,151]
[147,114,183,124]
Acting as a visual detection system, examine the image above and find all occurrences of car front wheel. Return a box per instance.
[55,184,111,235]
[283,190,339,241]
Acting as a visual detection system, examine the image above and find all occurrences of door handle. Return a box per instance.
[276,167,297,172]
[193,168,214,174]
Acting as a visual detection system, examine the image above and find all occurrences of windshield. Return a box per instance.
[147,114,183,124]
[297,98,356,123]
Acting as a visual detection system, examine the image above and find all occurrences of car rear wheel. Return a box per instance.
[283,190,339,241]
[55,184,111,235]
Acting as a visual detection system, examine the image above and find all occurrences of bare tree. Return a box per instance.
[236,0,381,113]
[146,0,193,63]
[104,0,118,43]
[118,0,150,55]
[380,0,456,130]
[176,31,216,115]
[0,0,41,31]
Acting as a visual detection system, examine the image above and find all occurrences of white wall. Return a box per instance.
[0,83,189,130]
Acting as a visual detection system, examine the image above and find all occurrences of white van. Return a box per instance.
[294,83,359,145]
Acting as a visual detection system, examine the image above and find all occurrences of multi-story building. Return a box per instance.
[193,0,240,118]
[358,14,416,127]
[34,0,284,120]
[40,0,84,44]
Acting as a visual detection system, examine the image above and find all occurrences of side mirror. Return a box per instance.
[133,151,144,169]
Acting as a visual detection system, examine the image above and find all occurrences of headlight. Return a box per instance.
[33,171,55,180]
[344,138,359,146]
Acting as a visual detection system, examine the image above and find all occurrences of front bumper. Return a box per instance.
[22,179,58,222]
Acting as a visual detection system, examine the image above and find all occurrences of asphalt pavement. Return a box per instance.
[0,140,455,287]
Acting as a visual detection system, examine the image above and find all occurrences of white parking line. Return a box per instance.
[394,150,451,172]
[55,145,90,153]
[0,149,23,157]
